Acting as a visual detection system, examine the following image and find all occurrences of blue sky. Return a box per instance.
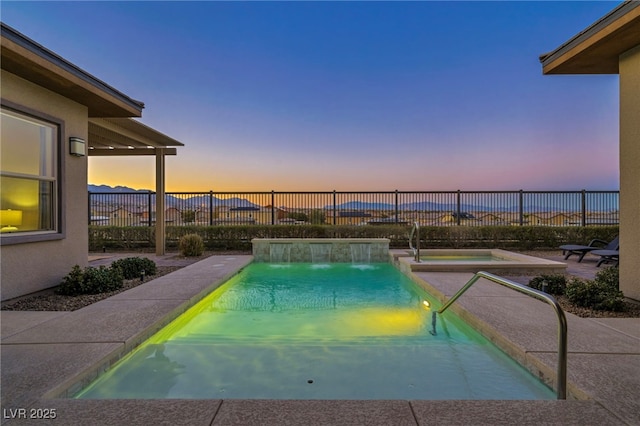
[2,1,621,191]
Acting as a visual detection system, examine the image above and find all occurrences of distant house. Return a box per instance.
[440,212,480,224]
[213,206,259,225]
[475,213,508,225]
[164,207,181,224]
[90,216,110,226]
[409,211,444,225]
[230,206,259,222]
[332,211,373,225]
[263,205,288,223]
[109,207,143,226]
[551,213,582,226]
[367,216,409,226]
[194,209,210,224]
[1,23,183,300]
[278,218,305,225]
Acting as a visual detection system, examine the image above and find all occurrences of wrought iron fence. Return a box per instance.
[88,190,619,227]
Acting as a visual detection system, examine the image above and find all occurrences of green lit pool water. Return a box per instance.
[76,263,553,400]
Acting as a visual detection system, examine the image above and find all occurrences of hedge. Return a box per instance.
[89,224,618,252]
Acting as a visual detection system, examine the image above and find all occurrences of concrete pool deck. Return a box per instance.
[1,252,639,425]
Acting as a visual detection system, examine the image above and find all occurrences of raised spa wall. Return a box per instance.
[252,238,390,263]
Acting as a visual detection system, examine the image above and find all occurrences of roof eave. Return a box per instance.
[540,1,640,75]
[1,22,144,117]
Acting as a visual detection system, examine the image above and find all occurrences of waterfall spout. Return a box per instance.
[270,244,291,262]
[350,243,371,264]
[310,244,332,263]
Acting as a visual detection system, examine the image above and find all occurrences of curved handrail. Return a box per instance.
[409,221,420,262]
[433,271,568,399]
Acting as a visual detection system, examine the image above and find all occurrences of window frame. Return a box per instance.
[0,100,65,245]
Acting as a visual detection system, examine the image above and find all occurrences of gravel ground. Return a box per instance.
[2,251,639,317]
[554,295,640,318]
[1,265,182,312]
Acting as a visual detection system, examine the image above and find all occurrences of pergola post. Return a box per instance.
[155,148,166,256]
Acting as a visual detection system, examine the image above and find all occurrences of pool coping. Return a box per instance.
[394,248,568,274]
[1,253,639,425]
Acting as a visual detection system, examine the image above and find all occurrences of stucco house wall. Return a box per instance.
[1,70,89,300]
[619,45,640,300]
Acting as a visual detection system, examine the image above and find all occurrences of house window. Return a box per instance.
[0,108,58,235]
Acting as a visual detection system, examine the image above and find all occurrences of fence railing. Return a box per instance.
[88,190,619,228]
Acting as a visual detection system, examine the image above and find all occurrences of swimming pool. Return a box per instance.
[75,263,554,400]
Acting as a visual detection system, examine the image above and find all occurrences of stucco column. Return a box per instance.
[619,45,640,301]
[155,148,166,256]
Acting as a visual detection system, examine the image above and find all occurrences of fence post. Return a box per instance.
[271,190,275,225]
[581,190,587,227]
[333,190,337,225]
[147,192,152,227]
[519,190,524,226]
[456,190,461,225]
[395,190,399,224]
[209,191,214,226]
[88,192,92,225]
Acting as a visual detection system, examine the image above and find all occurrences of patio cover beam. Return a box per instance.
[88,118,183,256]
[88,148,177,156]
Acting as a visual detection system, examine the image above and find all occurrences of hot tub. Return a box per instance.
[394,249,566,275]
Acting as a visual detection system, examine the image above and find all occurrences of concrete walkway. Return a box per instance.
[1,252,638,425]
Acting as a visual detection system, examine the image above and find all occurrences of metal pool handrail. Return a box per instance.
[434,270,568,400]
[409,221,420,262]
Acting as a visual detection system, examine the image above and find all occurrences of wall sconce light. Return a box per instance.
[69,137,86,157]
[0,209,23,233]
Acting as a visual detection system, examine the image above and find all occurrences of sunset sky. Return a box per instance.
[3,1,621,192]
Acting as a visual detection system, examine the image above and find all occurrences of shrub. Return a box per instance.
[287,212,308,222]
[90,224,618,252]
[565,270,625,312]
[111,257,157,279]
[528,274,567,295]
[82,266,124,294]
[57,265,86,295]
[179,233,204,257]
[594,266,619,289]
[57,265,124,296]
[181,209,196,223]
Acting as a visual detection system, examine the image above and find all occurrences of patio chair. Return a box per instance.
[559,235,619,262]
[591,249,619,267]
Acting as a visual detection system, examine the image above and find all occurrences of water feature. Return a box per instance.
[252,238,389,263]
[270,243,291,263]
[309,243,332,263]
[349,243,371,263]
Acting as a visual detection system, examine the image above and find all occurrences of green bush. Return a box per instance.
[181,209,196,223]
[287,212,308,222]
[528,274,567,295]
[89,224,618,252]
[179,233,204,257]
[111,257,157,280]
[82,266,124,294]
[57,265,86,295]
[565,268,625,311]
[57,265,124,296]
[594,266,619,289]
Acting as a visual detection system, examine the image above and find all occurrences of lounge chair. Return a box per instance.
[591,249,619,267]
[559,235,619,262]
